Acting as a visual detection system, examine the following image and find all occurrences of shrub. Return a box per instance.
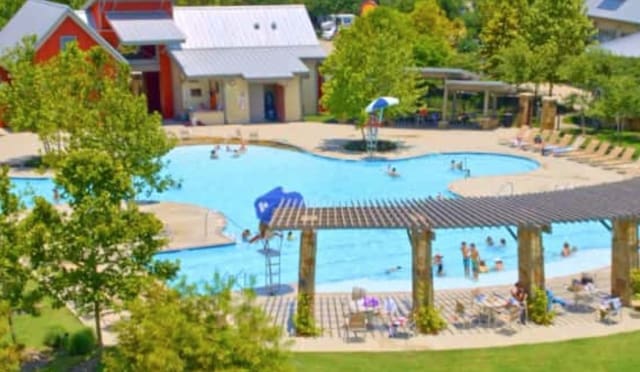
[528,286,555,326]
[343,140,398,152]
[294,293,321,337]
[66,328,96,356]
[43,326,68,351]
[412,305,447,335]
[631,269,640,299]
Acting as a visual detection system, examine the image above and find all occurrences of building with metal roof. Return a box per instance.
[586,0,640,42]
[600,30,640,58]
[1,0,325,125]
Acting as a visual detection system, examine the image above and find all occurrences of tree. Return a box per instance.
[591,75,640,139]
[478,0,528,72]
[104,278,291,371]
[320,7,422,121]
[0,303,20,372]
[0,166,41,345]
[524,0,594,95]
[0,43,176,195]
[24,150,179,347]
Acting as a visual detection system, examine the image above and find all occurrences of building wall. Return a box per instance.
[224,79,250,124]
[158,46,174,118]
[170,62,185,119]
[283,76,302,122]
[35,16,101,62]
[248,83,265,122]
[301,60,319,116]
[592,17,640,42]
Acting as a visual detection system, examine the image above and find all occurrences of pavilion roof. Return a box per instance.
[269,177,640,230]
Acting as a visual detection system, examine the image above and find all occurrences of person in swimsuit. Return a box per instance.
[461,242,470,278]
[470,243,480,281]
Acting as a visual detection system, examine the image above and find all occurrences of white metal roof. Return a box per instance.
[106,11,185,45]
[587,0,640,25]
[600,31,640,57]
[170,47,311,80]
[172,5,320,49]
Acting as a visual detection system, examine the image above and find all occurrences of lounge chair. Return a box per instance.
[585,146,624,166]
[551,136,585,156]
[520,130,551,151]
[572,141,611,163]
[612,157,640,174]
[528,131,561,153]
[509,128,538,148]
[600,147,635,168]
[542,134,574,155]
[343,312,368,342]
[596,297,623,324]
[499,126,531,146]
[560,139,600,158]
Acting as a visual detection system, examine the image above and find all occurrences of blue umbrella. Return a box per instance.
[365,96,399,113]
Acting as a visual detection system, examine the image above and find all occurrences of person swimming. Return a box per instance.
[210,148,218,159]
[386,265,402,274]
[287,231,295,241]
[241,229,251,242]
[387,165,400,177]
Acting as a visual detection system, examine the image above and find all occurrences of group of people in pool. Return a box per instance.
[241,228,296,243]
[460,239,507,281]
[210,142,247,159]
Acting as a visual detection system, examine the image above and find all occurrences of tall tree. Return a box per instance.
[104,278,291,371]
[24,150,179,347]
[320,7,422,120]
[524,0,594,95]
[0,43,176,195]
[0,303,20,372]
[478,0,528,72]
[410,0,467,66]
[0,166,41,345]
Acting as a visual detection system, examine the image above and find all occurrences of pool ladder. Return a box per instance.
[259,234,283,296]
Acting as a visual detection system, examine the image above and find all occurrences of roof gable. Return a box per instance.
[172,5,319,50]
[0,0,68,54]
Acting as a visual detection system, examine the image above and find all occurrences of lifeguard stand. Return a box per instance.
[365,113,381,156]
[257,232,283,295]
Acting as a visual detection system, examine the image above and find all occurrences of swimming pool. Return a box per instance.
[11,145,612,291]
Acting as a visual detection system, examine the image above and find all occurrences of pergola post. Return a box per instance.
[409,228,435,309]
[517,224,549,296]
[483,90,490,116]
[541,97,557,131]
[298,228,317,318]
[611,218,639,305]
[517,92,534,127]
[441,84,448,122]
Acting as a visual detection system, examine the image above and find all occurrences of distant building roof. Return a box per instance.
[600,31,640,57]
[172,5,320,49]
[445,80,516,94]
[106,11,185,45]
[586,0,640,25]
[0,0,125,62]
[414,67,480,80]
[170,47,315,80]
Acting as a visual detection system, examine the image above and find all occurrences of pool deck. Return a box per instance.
[2,123,639,350]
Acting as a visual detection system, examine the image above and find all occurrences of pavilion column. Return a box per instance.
[517,224,549,296]
[541,97,557,131]
[298,228,317,317]
[409,228,435,309]
[441,84,448,122]
[611,218,639,305]
[483,90,490,116]
[517,92,534,127]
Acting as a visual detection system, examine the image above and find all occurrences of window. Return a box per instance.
[59,35,77,50]
[597,0,626,11]
[190,88,203,97]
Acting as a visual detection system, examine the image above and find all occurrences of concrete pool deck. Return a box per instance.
[2,123,639,349]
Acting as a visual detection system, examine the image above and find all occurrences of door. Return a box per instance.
[274,84,285,122]
[142,71,162,114]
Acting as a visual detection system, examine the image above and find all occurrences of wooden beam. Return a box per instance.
[409,228,435,310]
[517,224,549,296]
[611,218,639,305]
[298,228,317,317]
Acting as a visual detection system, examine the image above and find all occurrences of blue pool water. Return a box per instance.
[11,145,613,291]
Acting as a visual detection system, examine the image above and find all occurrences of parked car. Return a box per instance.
[320,14,355,40]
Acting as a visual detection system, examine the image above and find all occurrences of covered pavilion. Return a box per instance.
[269,177,640,328]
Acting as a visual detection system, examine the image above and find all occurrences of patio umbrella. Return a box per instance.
[365,96,399,114]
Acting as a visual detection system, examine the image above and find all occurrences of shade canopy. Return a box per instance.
[365,97,399,113]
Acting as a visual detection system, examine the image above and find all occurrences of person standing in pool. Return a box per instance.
[461,242,470,278]
[470,243,480,281]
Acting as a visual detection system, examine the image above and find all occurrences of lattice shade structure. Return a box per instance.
[270,178,640,230]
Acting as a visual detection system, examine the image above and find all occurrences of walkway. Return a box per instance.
[256,267,640,351]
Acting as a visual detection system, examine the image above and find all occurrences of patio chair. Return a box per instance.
[596,297,623,324]
[496,305,522,332]
[560,139,600,158]
[451,300,477,329]
[344,312,368,342]
[600,147,636,168]
[572,141,611,163]
[585,146,624,166]
[551,136,585,156]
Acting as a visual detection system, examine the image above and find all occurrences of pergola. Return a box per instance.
[270,177,640,323]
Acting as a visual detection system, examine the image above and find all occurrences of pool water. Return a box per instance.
[11,145,612,291]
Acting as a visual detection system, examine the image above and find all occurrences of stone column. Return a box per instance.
[541,97,557,131]
[517,93,534,127]
[517,224,549,296]
[439,84,449,128]
[483,90,490,116]
[298,228,317,317]
[611,218,639,305]
[409,228,435,309]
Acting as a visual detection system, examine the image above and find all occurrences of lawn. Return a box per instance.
[564,127,640,158]
[11,298,84,349]
[292,331,640,371]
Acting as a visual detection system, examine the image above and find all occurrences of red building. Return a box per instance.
[0,0,325,125]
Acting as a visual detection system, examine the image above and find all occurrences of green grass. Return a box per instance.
[11,298,84,349]
[292,331,640,371]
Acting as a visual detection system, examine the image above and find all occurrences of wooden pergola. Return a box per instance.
[270,177,640,322]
